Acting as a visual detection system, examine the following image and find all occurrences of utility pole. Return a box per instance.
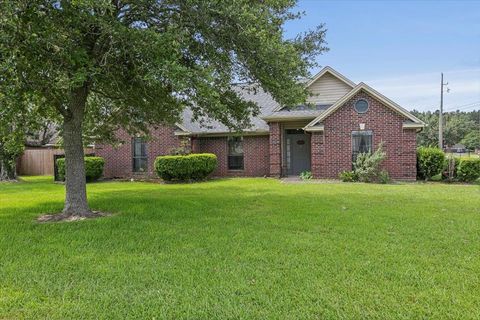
[439,73,448,150]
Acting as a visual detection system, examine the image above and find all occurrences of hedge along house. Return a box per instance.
[96,66,425,180]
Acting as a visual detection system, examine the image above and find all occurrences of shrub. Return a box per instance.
[339,170,358,182]
[57,156,105,182]
[354,143,386,182]
[378,170,390,184]
[300,170,313,180]
[456,157,480,182]
[417,147,445,180]
[441,155,457,182]
[154,153,217,181]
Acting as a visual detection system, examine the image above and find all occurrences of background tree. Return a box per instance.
[0,90,52,181]
[412,109,479,148]
[0,1,327,217]
[461,131,480,150]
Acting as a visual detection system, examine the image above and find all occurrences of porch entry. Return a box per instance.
[284,129,311,175]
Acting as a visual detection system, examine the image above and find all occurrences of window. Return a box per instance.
[132,137,147,172]
[352,131,373,163]
[228,136,244,170]
[354,99,369,113]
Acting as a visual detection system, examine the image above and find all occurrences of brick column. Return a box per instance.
[311,132,324,178]
[269,122,282,177]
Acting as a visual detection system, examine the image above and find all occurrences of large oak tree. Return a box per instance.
[0,0,327,217]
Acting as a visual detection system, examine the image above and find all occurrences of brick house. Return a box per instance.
[96,66,425,180]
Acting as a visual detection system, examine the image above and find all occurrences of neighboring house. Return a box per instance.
[96,66,425,180]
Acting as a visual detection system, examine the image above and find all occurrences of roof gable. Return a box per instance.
[304,82,425,129]
[273,66,355,112]
[305,66,356,89]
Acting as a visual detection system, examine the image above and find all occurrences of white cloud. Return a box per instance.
[364,68,480,111]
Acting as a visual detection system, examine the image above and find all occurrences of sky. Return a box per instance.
[284,0,480,112]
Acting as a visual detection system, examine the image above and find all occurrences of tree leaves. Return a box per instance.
[1,0,328,140]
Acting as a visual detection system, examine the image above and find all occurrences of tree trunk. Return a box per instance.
[61,85,92,217]
[0,158,17,181]
[0,145,17,181]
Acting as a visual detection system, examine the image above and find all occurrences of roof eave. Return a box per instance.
[304,125,324,132]
[176,130,270,137]
[261,115,318,122]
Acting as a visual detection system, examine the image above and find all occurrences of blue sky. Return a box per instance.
[285,0,480,111]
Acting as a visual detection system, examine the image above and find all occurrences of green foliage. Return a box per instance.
[378,170,391,184]
[57,157,105,182]
[441,155,458,182]
[168,139,192,156]
[456,158,480,182]
[412,110,479,147]
[1,1,328,139]
[416,147,446,180]
[300,170,313,180]
[339,170,358,182]
[461,131,480,150]
[353,143,387,182]
[155,153,217,181]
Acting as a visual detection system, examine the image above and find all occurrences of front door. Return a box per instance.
[285,129,311,175]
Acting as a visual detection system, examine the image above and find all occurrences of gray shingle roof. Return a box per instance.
[179,84,280,134]
[179,85,326,134]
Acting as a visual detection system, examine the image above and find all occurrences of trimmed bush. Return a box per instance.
[154,153,217,181]
[417,147,445,180]
[456,157,480,182]
[57,156,105,182]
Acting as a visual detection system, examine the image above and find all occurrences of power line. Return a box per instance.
[444,100,480,112]
[445,104,480,112]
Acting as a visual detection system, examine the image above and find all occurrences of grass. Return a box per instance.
[1,176,480,319]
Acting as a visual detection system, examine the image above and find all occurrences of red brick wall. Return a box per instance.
[97,92,418,180]
[95,126,182,178]
[269,122,282,177]
[196,135,270,177]
[96,129,270,178]
[313,90,417,180]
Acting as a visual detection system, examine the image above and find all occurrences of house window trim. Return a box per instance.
[354,99,369,114]
[351,130,374,165]
[132,137,148,173]
[227,136,244,171]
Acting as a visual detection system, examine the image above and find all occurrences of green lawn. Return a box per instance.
[1,177,479,319]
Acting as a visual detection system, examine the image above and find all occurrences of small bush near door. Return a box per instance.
[300,171,312,180]
[155,153,217,181]
[56,157,105,182]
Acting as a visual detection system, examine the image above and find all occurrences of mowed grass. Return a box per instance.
[1,177,480,319]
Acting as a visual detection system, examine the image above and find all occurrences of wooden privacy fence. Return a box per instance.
[18,147,94,176]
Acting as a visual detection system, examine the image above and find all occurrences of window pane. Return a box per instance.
[352,131,372,163]
[228,156,244,170]
[132,137,148,172]
[354,99,369,113]
[228,137,244,170]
